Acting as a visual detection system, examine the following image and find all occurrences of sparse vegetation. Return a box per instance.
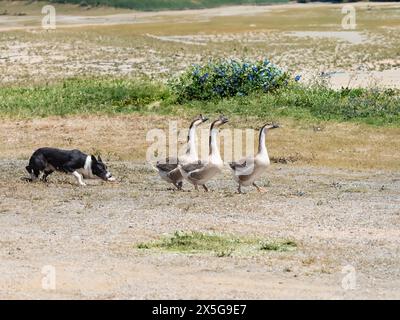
[260,239,297,252]
[136,231,297,256]
[2,3,399,88]
[137,231,245,255]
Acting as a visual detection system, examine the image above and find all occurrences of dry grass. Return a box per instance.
[1,115,399,171]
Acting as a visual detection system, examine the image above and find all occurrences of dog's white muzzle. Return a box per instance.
[106,172,116,181]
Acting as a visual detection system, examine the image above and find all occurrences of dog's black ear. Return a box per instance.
[97,155,103,163]
[91,155,98,163]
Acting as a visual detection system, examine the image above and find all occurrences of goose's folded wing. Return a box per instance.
[167,167,182,181]
[180,161,205,173]
[229,158,255,176]
[180,161,209,180]
[229,159,247,169]
[156,157,179,172]
[156,162,178,172]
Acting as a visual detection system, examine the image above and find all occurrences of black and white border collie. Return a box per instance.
[26,147,115,186]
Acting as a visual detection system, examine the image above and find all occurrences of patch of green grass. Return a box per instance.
[136,231,297,256]
[1,78,399,126]
[137,243,151,249]
[0,77,171,118]
[137,231,243,254]
[259,239,297,252]
[185,84,400,126]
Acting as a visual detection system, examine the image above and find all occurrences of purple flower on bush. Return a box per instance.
[295,75,301,82]
[199,73,209,83]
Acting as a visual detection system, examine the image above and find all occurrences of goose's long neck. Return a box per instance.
[186,122,198,159]
[257,128,268,158]
[209,127,222,162]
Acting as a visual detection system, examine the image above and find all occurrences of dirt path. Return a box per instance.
[1,159,399,299]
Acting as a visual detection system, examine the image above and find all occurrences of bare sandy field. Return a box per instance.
[1,160,399,299]
[0,115,399,299]
[1,2,399,87]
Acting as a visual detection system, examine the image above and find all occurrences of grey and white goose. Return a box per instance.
[155,114,208,190]
[179,115,228,192]
[229,123,281,193]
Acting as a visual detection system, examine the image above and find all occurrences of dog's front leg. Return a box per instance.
[72,171,86,186]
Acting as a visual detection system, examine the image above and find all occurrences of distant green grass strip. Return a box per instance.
[49,0,288,11]
[137,231,297,256]
[0,77,399,126]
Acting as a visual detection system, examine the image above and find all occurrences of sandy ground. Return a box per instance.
[1,159,399,299]
[1,2,399,87]
[0,115,399,299]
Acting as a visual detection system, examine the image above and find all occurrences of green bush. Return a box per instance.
[170,59,290,102]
